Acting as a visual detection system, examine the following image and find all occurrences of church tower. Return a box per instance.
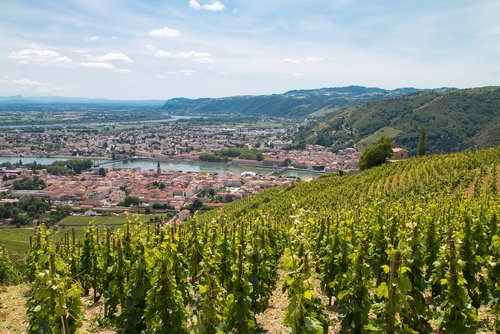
[157,160,161,176]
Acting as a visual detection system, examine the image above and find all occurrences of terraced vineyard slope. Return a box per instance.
[1,147,498,333]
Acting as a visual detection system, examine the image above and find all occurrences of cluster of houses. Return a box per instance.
[0,123,288,159]
[0,123,364,173]
[0,165,295,221]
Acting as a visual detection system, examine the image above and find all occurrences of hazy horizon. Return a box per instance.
[1,0,499,100]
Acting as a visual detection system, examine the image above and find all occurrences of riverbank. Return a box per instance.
[0,155,323,178]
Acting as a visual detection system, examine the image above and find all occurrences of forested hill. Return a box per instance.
[162,86,436,118]
[295,86,500,155]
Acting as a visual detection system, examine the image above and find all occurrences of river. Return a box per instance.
[0,156,320,178]
[0,115,197,129]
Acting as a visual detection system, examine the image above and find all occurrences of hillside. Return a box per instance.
[161,86,433,118]
[196,148,500,332]
[296,86,500,155]
[2,148,498,333]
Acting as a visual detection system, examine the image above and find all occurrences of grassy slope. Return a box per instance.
[356,126,402,151]
[0,148,498,333]
[59,214,163,225]
[199,147,500,226]
[301,86,500,155]
[0,229,34,254]
[0,214,165,256]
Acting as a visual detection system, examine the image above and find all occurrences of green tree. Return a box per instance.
[120,196,141,207]
[359,137,393,170]
[12,176,46,190]
[418,125,426,156]
[190,199,203,213]
[66,159,92,174]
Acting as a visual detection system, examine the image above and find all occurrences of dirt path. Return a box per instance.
[0,284,28,334]
[0,285,115,334]
[256,261,340,333]
[255,267,289,333]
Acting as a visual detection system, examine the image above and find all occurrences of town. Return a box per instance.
[0,119,362,225]
[0,119,360,172]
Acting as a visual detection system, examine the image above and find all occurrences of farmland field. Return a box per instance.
[59,214,165,226]
[0,214,165,254]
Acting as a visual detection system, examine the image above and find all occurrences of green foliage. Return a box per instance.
[0,196,71,227]
[190,199,204,213]
[152,202,173,210]
[359,137,393,170]
[199,147,499,332]
[0,245,21,285]
[47,205,73,225]
[282,213,329,333]
[65,159,93,174]
[21,147,500,333]
[418,125,426,156]
[199,154,230,163]
[144,241,187,333]
[299,87,500,154]
[26,226,83,334]
[148,181,166,190]
[12,176,46,190]
[162,86,422,118]
[224,244,258,333]
[119,196,141,207]
[200,148,264,162]
[24,159,92,175]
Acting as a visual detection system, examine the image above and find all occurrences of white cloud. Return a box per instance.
[79,62,115,70]
[154,50,213,63]
[10,79,59,94]
[178,51,211,58]
[79,62,130,74]
[157,70,196,79]
[283,57,323,64]
[8,48,72,66]
[71,48,89,54]
[155,50,172,58]
[145,44,157,52]
[292,73,305,78]
[86,36,99,42]
[189,0,225,11]
[90,52,133,63]
[149,27,181,38]
[195,57,214,63]
[180,70,196,75]
[114,68,131,74]
[12,79,45,86]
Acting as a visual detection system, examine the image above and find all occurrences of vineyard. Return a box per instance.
[1,147,499,333]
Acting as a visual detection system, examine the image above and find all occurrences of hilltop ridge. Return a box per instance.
[161,85,450,118]
[295,86,500,155]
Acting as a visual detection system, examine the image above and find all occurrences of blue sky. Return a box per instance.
[1,0,499,99]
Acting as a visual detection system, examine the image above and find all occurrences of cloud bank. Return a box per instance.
[189,0,225,11]
[149,27,181,38]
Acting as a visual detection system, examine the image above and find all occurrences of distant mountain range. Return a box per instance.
[295,86,500,155]
[0,95,164,106]
[162,86,452,118]
[0,86,450,116]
